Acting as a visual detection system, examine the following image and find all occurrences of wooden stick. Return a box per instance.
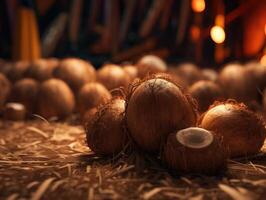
[159,0,173,31]
[176,0,190,45]
[69,0,83,46]
[139,0,165,38]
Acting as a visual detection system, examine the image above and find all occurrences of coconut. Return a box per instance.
[7,61,30,82]
[126,75,198,152]
[136,55,167,78]
[163,127,228,175]
[245,61,266,91]
[188,80,223,112]
[218,63,258,103]
[77,82,111,114]
[37,78,75,119]
[4,103,26,121]
[85,98,128,156]
[174,63,203,86]
[97,64,131,91]
[9,78,39,113]
[0,73,11,109]
[81,107,98,126]
[202,68,218,82]
[199,102,266,157]
[123,65,138,81]
[26,58,58,81]
[54,58,96,93]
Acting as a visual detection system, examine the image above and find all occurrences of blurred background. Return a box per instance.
[0,0,265,68]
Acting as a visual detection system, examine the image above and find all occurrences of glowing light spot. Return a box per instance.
[191,0,205,13]
[210,26,225,44]
[261,54,266,65]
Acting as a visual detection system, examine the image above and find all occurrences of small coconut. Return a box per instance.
[97,64,131,91]
[7,61,30,82]
[136,55,167,78]
[26,58,58,81]
[81,107,98,126]
[245,61,266,92]
[0,73,11,109]
[163,127,228,175]
[9,78,39,113]
[188,80,223,112]
[174,63,203,85]
[199,102,266,157]
[37,78,75,119]
[123,65,138,81]
[85,98,128,156]
[77,82,111,114]
[202,68,218,82]
[218,63,258,103]
[54,58,96,93]
[3,103,26,121]
[126,75,198,152]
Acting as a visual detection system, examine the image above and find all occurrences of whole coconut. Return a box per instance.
[37,79,75,119]
[9,78,39,113]
[188,80,223,112]
[174,63,203,86]
[81,107,98,126]
[78,82,111,114]
[136,55,167,78]
[123,65,138,81]
[7,61,30,82]
[163,127,228,175]
[97,64,131,91]
[245,61,266,91]
[202,69,218,82]
[199,102,266,157]
[0,73,11,109]
[54,58,96,93]
[126,75,198,152]
[218,63,258,103]
[85,98,128,156]
[26,58,58,81]
[3,103,26,121]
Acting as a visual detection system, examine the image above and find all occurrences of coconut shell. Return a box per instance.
[54,58,96,93]
[7,61,30,82]
[188,80,223,113]
[218,63,258,103]
[81,107,98,126]
[126,75,198,153]
[174,63,203,86]
[26,58,58,81]
[9,78,39,113]
[37,79,75,119]
[85,98,128,156]
[77,82,111,114]
[163,127,227,175]
[136,55,167,78]
[97,64,131,91]
[199,102,266,157]
[0,73,11,109]
[4,103,26,121]
[123,65,138,81]
[245,61,266,91]
[202,69,218,82]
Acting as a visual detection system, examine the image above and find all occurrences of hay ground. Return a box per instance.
[0,120,266,200]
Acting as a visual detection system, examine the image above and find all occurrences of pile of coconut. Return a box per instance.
[0,56,266,175]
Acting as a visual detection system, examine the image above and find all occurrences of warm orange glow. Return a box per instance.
[261,54,266,65]
[215,15,225,27]
[191,0,205,13]
[210,26,225,44]
[190,25,201,41]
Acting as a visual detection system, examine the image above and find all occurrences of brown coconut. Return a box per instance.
[54,58,96,93]
[9,78,39,113]
[85,98,128,156]
[163,127,228,175]
[26,58,58,81]
[199,102,266,157]
[3,103,26,121]
[0,73,11,109]
[81,107,98,126]
[245,61,266,91]
[123,65,138,81]
[126,75,198,152]
[97,64,131,91]
[218,63,258,103]
[202,68,218,82]
[136,55,167,78]
[78,82,111,114]
[37,79,75,119]
[174,63,203,86]
[188,80,223,113]
[7,61,30,82]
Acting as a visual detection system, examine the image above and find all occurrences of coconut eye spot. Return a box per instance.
[176,127,213,149]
